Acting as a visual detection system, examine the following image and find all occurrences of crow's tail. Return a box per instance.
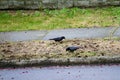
[49,39,54,40]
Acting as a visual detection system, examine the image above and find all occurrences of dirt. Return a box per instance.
[0,39,120,61]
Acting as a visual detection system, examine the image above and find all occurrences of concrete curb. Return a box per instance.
[0,56,120,68]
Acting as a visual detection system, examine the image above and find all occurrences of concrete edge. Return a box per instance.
[0,56,120,68]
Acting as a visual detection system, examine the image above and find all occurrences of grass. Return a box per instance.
[0,6,120,32]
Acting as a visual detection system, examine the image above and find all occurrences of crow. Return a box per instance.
[49,36,65,42]
[66,46,80,52]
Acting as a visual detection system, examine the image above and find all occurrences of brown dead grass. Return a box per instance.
[0,39,120,60]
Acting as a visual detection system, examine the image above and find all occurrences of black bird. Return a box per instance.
[49,36,65,42]
[66,46,80,52]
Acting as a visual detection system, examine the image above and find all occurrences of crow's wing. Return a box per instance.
[49,37,62,41]
[49,37,58,40]
[70,47,79,50]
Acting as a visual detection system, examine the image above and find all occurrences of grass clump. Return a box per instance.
[0,7,120,32]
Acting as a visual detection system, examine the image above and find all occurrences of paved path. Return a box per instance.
[0,30,48,42]
[43,27,120,40]
[0,27,120,42]
[0,64,120,80]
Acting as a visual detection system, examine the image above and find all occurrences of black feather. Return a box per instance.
[66,46,80,52]
[49,36,65,42]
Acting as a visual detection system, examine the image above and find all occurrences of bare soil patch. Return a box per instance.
[0,39,120,61]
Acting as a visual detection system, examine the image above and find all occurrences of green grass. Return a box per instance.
[0,7,120,32]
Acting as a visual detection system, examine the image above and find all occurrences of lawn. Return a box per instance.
[0,7,120,32]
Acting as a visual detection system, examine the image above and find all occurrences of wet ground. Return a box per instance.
[0,64,120,80]
[0,30,48,42]
[43,27,116,40]
[0,27,120,42]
